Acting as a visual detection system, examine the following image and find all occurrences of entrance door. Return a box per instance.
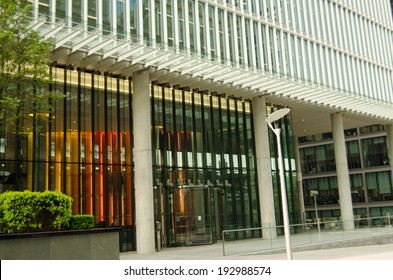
[213,187,227,240]
[173,185,212,245]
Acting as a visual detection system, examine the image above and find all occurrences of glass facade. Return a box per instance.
[0,68,134,228]
[150,85,299,245]
[299,126,393,221]
[151,85,260,245]
[0,66,298,248]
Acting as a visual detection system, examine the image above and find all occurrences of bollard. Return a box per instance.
[156,221,162,252]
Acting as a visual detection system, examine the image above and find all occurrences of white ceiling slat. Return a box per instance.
[87,37,116,56]
[55,30,83,49]
[241,74,272,87]
[42,24,65,39]
[168,59,195,72]
[29,18,47,30]
[202,67,230,79]
[235,75,261,87]
[192,64,222,77]
[251,77,284,91]
[156,56,188,70]
[102,42,129,59]
[181,62,209,75]
[224,72,252,84]
[71,32,100,53]
[117,45,145,61]
[131,49,157,64]
[143,52,173,67]
[213,70,242,82]
[264,79,300,92]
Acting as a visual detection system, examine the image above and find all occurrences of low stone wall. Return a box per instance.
[0,228,120,260]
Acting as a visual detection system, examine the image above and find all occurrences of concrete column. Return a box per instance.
[133,71,155,254]
[252,96,277,239]
[293,136,305,225]
[385,124,393,187]
[331,113,354,231]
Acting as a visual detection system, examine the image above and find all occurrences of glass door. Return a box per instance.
[173,185,213,245]
[213,186,227,240]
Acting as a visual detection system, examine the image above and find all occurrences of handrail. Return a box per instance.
[222,214,392,256]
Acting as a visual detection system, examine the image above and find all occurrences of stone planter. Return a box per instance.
[0,228,120,260]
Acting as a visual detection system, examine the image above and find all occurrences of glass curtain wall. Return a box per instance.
[0,66,299,248]
[299,127,393,222]
[0,67,134,229]
[151,84,262,246]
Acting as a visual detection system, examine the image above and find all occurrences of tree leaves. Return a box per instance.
[0,0,53,135]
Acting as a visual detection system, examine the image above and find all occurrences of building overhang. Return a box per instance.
[31,18,393,135]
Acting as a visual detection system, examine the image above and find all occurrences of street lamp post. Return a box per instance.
[265,108,292,260]
[310,190,321,240]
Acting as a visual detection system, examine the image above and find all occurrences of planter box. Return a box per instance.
[0,228,120,260]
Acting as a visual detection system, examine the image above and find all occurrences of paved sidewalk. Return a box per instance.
[120,241,393,260]
[120,227,393,260]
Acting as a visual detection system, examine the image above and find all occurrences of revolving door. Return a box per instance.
[154,184,227,247]
[173,185,212,245]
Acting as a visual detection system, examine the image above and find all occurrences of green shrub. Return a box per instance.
[69,215,95,230]
[0,191,72,234]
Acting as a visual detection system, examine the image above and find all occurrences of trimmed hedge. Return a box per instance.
[0,191,72,234]
[69,215,95,230]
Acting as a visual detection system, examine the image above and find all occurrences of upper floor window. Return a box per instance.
[362,137,389,167]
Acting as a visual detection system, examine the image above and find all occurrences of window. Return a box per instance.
[350,174,365,203]
[366,171,393,202]
[346,141,361,169]
[88,0,97,31]
[303,177,338,206]
[362,137,389,167]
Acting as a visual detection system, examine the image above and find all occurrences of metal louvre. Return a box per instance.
[30,17,393,122]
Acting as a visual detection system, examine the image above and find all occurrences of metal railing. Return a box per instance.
[222,214,392,256]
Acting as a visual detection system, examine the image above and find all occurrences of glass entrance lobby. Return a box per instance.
[0,67,299,250]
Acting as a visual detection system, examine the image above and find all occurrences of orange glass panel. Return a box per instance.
[82,132,93,215]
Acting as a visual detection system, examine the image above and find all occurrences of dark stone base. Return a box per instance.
[0,228,120,260]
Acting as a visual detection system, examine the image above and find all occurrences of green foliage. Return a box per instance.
[0,0,53,135]
[69,215,95,230]
[0,191,72,234]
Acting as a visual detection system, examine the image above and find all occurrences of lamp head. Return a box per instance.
[265,108,291,124]
[310,190,319,196]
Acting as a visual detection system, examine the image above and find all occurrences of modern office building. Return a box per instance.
[0,0,392,254]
